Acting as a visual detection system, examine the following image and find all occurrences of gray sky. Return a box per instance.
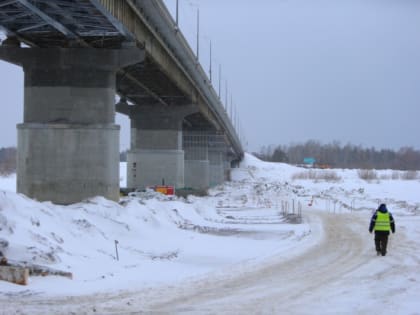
[1,0,420,152]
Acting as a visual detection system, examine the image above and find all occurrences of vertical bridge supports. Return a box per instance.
[0,44,236,202]
[117,102,198,190]
[117,97,232,193]
[0,45,144,204]
[183,131,229,190]
[208,134,228,187]
[183,132,210,191]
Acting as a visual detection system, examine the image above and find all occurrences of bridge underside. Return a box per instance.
[0,0,241,203]
[0,0,215,129]
[0,0,126,47]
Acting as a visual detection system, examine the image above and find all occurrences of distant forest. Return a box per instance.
[2,142,420,175]
[0,147,16,175]
[254,140,420,170]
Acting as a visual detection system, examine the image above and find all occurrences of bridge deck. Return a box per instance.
[0,0,243,158]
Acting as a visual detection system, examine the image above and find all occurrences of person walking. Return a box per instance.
[369,203,395,256]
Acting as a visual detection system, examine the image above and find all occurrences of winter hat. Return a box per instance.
[378,204,387,212]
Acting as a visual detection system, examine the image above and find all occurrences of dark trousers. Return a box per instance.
[374,231,389,256]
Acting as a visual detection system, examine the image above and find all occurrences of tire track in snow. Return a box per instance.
[142,211,372,314]
[0,212,388,314]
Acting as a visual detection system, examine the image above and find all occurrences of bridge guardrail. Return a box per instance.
[128,0,243,158]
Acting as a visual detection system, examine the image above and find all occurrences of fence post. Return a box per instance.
[115,240,119,261]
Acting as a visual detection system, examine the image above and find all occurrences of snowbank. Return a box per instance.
[0,153,419,314]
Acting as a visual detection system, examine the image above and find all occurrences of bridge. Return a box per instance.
[0,0,244,204]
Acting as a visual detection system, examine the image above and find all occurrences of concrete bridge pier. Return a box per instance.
[183,132,210,191]
[224,157,232,181]
[118,103,197,190]
[184,153,210,191]
[209,148,225,187]
[183,131,231,190]
[0,44,144,204]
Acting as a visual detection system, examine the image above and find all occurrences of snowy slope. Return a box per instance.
[0,153,419,314]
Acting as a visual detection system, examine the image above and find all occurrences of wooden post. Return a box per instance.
[115,240,119,261]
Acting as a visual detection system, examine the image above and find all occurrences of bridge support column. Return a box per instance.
[205,133,227,187]
[119,103,196,190]
[0,45,144,204]
[224,156,232,181]
[209,148,225,187]
[183,132,210,191]
[184,156,210,191]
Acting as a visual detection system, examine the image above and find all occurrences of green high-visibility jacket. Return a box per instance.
[374,211,391,231]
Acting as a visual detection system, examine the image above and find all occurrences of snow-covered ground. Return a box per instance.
[0,153,419,314]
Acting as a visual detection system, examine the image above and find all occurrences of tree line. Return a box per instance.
[0,147,16,175]
[254,140,420,170]
[0,147,129,176]
[2,142,420,174]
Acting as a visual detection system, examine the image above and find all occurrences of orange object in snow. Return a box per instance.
[155,185,175,195]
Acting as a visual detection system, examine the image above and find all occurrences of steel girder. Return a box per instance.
[0,0,131,47]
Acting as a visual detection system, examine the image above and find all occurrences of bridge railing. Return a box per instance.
[122,0,243,157]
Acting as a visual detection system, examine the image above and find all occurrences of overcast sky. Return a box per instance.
[1,0,420,152]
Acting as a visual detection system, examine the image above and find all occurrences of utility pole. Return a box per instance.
[230,94,233,120]
[218,64,221,99]
[176,0,179,26]
[233,104,236,129]
[225,80,228,112]
[230,96,233,120]
[209,40,212,83]
[196,8,199,60]
[235,105,239,131]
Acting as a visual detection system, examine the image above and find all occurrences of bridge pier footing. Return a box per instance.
[0,46,144,204]
[118,104,197,190]
[127,148,185,189]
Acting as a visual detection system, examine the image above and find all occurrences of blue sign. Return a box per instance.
[303,157,316,165]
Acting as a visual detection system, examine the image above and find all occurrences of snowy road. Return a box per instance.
[142,211,372,314]
[3,157,420,314]
[5,210,412,315]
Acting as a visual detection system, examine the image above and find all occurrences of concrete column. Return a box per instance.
[0,45,144,204]
[209,148,225,187]
[224,156,232,181]
[117,103,197,190]
[184,145,210,190]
